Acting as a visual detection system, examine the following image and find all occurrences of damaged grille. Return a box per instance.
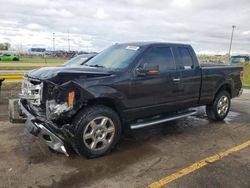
[19,77,43,106]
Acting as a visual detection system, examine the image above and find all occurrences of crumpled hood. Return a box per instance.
[27,66,112,83]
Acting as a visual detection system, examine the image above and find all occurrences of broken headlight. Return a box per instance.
[46,100,70,120]
[45,91,75,120]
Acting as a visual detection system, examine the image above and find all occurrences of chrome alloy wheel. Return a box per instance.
[83,116,115,151]
[217,95,229,117]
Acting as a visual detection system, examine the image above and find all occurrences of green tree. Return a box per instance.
[0,42,11,50]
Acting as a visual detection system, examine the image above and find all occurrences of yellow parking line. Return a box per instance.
[148,140,250,188]
[0,74,24,80]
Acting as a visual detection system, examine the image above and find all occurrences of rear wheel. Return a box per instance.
[206,90,231,121]
[72,105,121,158]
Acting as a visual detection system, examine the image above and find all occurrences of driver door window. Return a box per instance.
[139,46,176,73]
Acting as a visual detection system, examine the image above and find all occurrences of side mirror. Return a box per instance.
[136,64,159,76]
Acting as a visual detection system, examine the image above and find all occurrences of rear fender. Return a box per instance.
[214,80,233,99]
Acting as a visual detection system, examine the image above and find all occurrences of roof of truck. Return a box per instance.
[116,42,191,47]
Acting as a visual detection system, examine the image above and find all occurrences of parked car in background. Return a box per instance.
[63,53,96,67]
[230,55,250,64]
[0,54,19,61]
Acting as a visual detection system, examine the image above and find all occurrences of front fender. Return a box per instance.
[44,79,126,121]
[86,85,123,99]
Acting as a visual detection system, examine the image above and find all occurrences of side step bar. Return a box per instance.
[130,110,197,130]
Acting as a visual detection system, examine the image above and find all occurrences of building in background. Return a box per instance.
[28,48,46,53]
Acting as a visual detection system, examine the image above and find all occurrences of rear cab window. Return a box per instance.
[177,47,194,70]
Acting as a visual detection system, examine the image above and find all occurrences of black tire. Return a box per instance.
[206,90,231,121]
[72,105,122,158]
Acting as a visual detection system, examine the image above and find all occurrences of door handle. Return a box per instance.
[173,78,181,82]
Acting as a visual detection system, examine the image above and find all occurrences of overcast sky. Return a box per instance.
[0,0,250,54]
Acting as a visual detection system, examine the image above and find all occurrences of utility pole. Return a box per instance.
[53,32,55,51]
[228,25,236,57]
[67,30,70,52]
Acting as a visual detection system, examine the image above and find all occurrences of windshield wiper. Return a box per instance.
[87,64,105,68]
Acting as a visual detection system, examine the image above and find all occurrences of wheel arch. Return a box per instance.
[86,97,123,121]
[214,83,232,99]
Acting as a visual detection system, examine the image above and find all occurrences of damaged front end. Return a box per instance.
[19,100,69,156]
[18,66,113,156]
[19,76,87,156]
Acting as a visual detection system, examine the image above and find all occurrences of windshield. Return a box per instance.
[84,44,144,70]
[64,54,95,67]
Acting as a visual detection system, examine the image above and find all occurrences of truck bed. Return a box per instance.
[199,64,243,104]
[200,63,239,67]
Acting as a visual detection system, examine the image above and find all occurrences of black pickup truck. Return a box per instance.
[19,42,243,158]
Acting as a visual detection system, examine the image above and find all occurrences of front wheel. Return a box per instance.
[206,90,231,121]
[72,105,122,158]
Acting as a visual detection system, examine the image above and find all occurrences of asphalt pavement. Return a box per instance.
[0,89,249,188]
